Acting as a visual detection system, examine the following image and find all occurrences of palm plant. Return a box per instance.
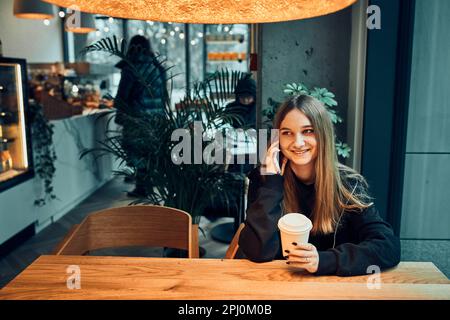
[80,36,246,224]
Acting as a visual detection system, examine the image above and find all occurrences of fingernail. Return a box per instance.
[292,242,297,246]
[284,249,290,253]
[284,256,288,259]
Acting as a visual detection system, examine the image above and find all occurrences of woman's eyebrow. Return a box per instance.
[280,125,312,130]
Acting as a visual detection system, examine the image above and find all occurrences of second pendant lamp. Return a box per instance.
[14,0,55,20]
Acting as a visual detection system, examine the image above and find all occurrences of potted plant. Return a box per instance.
[28,101,57,206]
[80,37,247,255]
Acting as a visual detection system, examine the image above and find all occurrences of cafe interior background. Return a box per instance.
[0,0,449,288]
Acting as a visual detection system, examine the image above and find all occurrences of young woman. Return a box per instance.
[238,95,401,276]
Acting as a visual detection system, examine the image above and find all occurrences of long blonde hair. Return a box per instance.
[273,95,373,235]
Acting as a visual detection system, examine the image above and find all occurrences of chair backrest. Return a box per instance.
[54,205,198,258]
[225,223,245,259]
[225,177,250,259]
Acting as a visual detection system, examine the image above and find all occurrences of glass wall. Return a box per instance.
[204,24,249,77]
[188,24,205,86]
[69,19,250,107]
[127,20,187,94]
[85,17,124,65]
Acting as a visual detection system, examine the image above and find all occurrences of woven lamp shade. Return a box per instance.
[14,0,54,20]
[42,0,357,24]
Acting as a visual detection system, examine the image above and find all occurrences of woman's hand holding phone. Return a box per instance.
[262,140,288,176]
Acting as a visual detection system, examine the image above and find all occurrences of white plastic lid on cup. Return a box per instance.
[278,213,312,234]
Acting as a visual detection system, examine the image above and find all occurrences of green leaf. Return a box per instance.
[323,91,335,98]
[336,141,352,158]
[285,83,296,90]
[322,96,338,107]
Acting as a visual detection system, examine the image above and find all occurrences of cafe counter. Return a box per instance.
[0,108,118,246]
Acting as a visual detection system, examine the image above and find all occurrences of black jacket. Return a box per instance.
[224,100,256,129]
[115,54,166,124]
[224,76,256,129]
[238,168,401,276]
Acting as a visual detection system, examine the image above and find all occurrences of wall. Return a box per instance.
[0,112,116,245]
[259,6,353,144]
[0,0,63,62]
[400,0,450,239]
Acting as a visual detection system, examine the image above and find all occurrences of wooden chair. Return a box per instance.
[53,205,199,258]
[224,223,245,259]
[224,176,250,259]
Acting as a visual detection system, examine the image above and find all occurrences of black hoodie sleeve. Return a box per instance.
[316,205,401,276]
[238,170,284,262]
[238,169,401,276]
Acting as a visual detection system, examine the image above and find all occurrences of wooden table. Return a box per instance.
[1,255,449,300]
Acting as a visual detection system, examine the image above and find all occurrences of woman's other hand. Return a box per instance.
[285,243,319,273]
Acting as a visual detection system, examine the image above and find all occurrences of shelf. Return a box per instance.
[28,62,118,78]
[1,137,16,143]
[207,60,245,63]
[205,34,245,43]
[0,57,34,193]
[206,40,245,44]
[0,169,25,183]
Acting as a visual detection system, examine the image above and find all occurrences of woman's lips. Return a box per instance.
[291,149,310,156]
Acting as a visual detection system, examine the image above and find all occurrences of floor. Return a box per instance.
[1,177,448,289]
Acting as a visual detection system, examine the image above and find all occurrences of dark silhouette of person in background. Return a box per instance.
[225,76,256,129]
[115,35,167,197]
[207,76,257,223]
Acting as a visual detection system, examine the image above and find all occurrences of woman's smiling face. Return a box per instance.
[279,108,318,167]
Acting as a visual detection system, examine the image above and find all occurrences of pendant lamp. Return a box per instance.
[14,0,55,20]
[42,0,357,24]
